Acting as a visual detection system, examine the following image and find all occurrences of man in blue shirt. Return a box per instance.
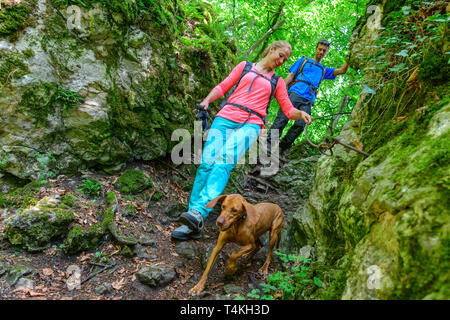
[266,39,349,156]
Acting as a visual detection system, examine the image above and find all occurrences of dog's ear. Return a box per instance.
[242,201,258,225]
[206,195,227,209]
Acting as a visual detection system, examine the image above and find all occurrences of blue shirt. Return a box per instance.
[288,57,336,103]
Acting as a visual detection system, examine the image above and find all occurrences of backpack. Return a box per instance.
[220,61,280,128]
[288,57,326,97]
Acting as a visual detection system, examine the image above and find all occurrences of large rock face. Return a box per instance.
[0,0,237,180]
[291,0,449,299]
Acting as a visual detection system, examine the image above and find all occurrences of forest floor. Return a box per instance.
[0,156,307,300]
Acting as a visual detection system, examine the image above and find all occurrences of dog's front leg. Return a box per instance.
[227,244,255,275]
[190,234,227,295]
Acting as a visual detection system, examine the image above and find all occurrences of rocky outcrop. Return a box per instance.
[4,195,74,251]
[0,0,237,181]
[291,0,449,299]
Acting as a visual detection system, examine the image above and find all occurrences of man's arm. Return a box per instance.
[333,61,349,76]
[284,72,295,86]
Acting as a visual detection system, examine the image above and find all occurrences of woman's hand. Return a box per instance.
[300,110,312,125]
[199,101,209,110]
[291,108,312,124]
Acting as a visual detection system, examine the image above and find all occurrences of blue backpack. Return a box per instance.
[288,57,326,97]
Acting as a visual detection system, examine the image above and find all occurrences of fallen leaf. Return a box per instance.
[28,290,46,297]
[432,92,440,101]
[12,287,46,297]
[80,253,93,262]
[112,278,126,290]
[42,268,54,276]
[406,66,419,83]
[394,116,408,124]
[354,140,364,151]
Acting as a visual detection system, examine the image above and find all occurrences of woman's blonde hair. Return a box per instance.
[262,40,291,57]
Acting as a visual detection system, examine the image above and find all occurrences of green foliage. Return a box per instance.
[55,86,84,110]
[236,252,322,300]
[35,152,61,185]
[78,178,102,196]
[207,0,367,145]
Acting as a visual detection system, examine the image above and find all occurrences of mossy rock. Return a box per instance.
[4,196,75,252]
[114,169,153,195]
[120,245,136,258]
[0,180,40,209]
[60,193,78,208]
[64,224,104,255]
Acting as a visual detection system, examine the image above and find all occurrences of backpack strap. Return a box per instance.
[220,61,253,108]
[220,61,281,129]
[288,57,326,96]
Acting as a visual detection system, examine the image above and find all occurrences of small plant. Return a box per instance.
[236,251,323,300]
[78,179,102,196]
[55,86,83,110]
[0,155,9,173]
[35,152,61,185]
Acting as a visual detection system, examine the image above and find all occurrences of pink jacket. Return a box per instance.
[214,61,296,128]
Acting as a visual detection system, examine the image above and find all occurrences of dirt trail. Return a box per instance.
[0,158,301,300]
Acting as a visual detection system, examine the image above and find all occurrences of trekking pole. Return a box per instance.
[196,103,209,131]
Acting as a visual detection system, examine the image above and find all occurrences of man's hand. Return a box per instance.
[333,61,349,76]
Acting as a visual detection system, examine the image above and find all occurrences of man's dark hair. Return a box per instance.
[317,39,330,48]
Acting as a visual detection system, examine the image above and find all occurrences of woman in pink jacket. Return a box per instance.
[172,41,312,240]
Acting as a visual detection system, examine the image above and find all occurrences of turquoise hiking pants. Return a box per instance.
[188,116,260,219]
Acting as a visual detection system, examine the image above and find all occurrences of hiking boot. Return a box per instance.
[179,209,204,233]
[171,224,201,241]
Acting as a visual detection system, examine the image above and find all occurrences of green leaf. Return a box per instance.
[362,84,376,95]
[401,6,411,15]
[389,62,406,72]
[314,277,323,287]
[395,49,408,57]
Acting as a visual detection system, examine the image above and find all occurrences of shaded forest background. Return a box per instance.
[197,0,368,144]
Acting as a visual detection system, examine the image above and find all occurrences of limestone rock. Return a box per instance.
[4,196,74,251]
[136,265,176,288]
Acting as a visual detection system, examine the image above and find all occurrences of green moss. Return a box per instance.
[101,207,115,231]
[61,193,78,208]
[0,50,30,86]
[419,45,450,85]
[120,245,135,257]
[315,258,352,300]
[64,223,104,255]
[114,169,153,195]
[17,82,59,125]
[4,205,74,251]
[151,189,164,201]
[0,180,40,209]
[0,0,38,40]
[105,191,117,206]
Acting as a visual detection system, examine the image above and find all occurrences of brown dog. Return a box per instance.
[189,194,284,295]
